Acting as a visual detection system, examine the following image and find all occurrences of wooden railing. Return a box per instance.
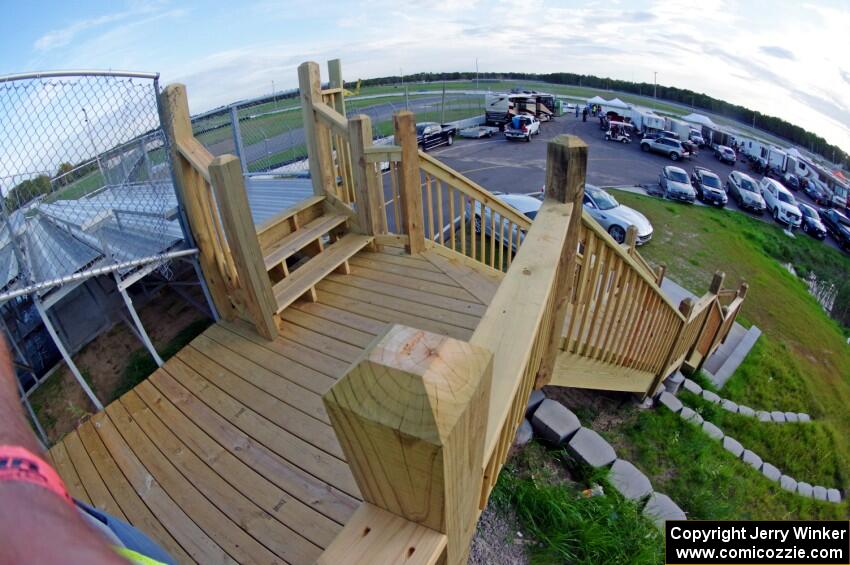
[320,135,586,565]
[162,84,277,339]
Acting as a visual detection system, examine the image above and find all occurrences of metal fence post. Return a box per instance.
[229,104,249,175]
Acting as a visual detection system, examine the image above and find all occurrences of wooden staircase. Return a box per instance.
[259,195,373,315]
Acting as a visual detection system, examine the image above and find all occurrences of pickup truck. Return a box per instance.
[504,114,540,142]
[416,122,458,151]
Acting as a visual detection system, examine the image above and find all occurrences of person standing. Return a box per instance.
[582,107,588,122]
[575,104,579,118]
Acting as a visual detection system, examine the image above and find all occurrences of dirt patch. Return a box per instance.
[468,497,529,565]
[543,385,639,432]
[30,285,209,443]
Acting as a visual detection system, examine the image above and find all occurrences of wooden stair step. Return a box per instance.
[263,214,348,270]
[273,233,373,313]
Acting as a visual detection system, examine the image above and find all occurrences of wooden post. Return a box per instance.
[327,59,346,115]
[393,111,426,254]
[535,135,587,388]
[298,61,335,197]
[709,271,725,294]
[324,325,493,565]
[646,298,693,397]
[655,263,666,286]
[209,155,278,340]
[348,114,387,236]
[737,281,749,299]
[626,225,638,253]
[160,84,237,320]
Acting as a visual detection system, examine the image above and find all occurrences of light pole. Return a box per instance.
[653,72,657,99]
[272,80,276,106]
[82,108,104,179]
[475,58,479,91]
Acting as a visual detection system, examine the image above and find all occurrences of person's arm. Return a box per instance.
[0,338,125,564]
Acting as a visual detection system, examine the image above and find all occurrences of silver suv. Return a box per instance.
[640,136,687,161]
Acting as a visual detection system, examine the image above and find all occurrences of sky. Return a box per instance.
[2,0,849,155]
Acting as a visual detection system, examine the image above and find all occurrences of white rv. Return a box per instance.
[664,118,693,142]
[630,109,664,133]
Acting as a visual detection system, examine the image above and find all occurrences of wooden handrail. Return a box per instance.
[313,100,349,136]
[580,210,685,321]
[418,151,532,229]
[175,137,212,183]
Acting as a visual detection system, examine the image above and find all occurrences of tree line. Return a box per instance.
[352,71,850,170]
[4,161,98,213]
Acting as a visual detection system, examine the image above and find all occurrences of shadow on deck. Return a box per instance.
[48,245,501,564]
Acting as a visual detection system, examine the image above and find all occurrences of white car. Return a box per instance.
[726,171,766,214]
[760,177,801,227]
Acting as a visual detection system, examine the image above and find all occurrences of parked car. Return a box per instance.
[760,177,801,227]
[641,136,688,161]
[467,192,540,250]
[583,185,653,244]
[689,130,706,147]
[821,208,850,250]
[783,172,800,191]
[524,185,654,245]
[504,114,540,142]
[416,122,457,151]
[798,203,827,239]
[691,167,727,207]
[714,145,736,165]
[726,171,766,213]
[803,180,829,205]
[660,166,696,203]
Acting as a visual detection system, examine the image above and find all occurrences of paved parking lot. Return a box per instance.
[428,115,843,252]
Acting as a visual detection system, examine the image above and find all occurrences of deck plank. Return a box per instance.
[204,324,337,394]
[317,279,480,330]
[121,389,323,564]
[280,308,375,349]
[91,411,233,564]
[49,441,91,505]
[176,346,344,459]
[315,289,473,341]
[347,263,479,302]
[63,430,127,520]
[349,255,460,285]
[105,400,280,564]
[188,335,329,424]
[134,380,340,549]
[221,320,350,380]
[76,421,192,565]
[162,358,359,498]
[276,321,364,364]
[149,369,359,525]
[290,302,387,336]
[325,272,487,317]
[356,250,441,272]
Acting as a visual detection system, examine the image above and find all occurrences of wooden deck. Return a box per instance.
[48,245,501,564]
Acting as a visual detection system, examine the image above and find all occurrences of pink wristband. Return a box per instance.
[0,445,73,505]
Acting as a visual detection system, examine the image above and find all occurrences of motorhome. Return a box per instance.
[665,117,694,142]
[630,109,665,134]
[485,93,517,127]
[485,92,556,126]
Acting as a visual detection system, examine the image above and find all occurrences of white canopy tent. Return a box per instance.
[681,113,717,128]
[606,98,630,109]
[587,95,607,105]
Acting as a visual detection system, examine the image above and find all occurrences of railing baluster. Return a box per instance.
[470,196,476,260]
[460,194,467,256]
[479,203,486,264]
[489,209,496,268]
[426,174,434,240]
[390,162,401,232]
[506,223,513,269]
[448,186,456,250]
[437,180,445,245]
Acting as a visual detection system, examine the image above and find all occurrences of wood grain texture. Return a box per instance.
[324,325,492,564]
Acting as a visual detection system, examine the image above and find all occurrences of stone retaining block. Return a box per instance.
[780,475,798,493]
[664,371,685,394]
[797,482,813,498]
[761,462,781,482]
[531,399,580,445]
[609,459,653,501]
[770,411,786,423]
[742,449,762,470]
[721,399,738,413]
[702,390,721,404]
[784,412,798,423]
[812,486,827,501]
[797,413,811,422]
[643,492,686,528]
[658,392,683,414]
[737,405,755,417]
[722,436,744,458]
[682,378,702,395]
[702,421,724,440]
[679,406,703,426]
[568,427,616,469]
[514,419,533,447]
[756,411,771,422]
[526,389,546,418]
[827,489,841,503]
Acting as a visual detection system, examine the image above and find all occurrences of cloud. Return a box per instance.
[760,45,796,60]
[841,70,850,87]
[34,12,130,51]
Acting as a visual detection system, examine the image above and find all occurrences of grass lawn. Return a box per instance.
[598,190,850,518]
[44,170,105,203]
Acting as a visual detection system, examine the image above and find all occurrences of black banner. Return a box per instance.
[665,521,849,564]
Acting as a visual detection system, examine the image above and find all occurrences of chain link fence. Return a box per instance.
[0,72,189,301]
[191,90,486,177]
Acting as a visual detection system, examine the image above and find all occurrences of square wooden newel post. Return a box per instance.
[324,324,493,565]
